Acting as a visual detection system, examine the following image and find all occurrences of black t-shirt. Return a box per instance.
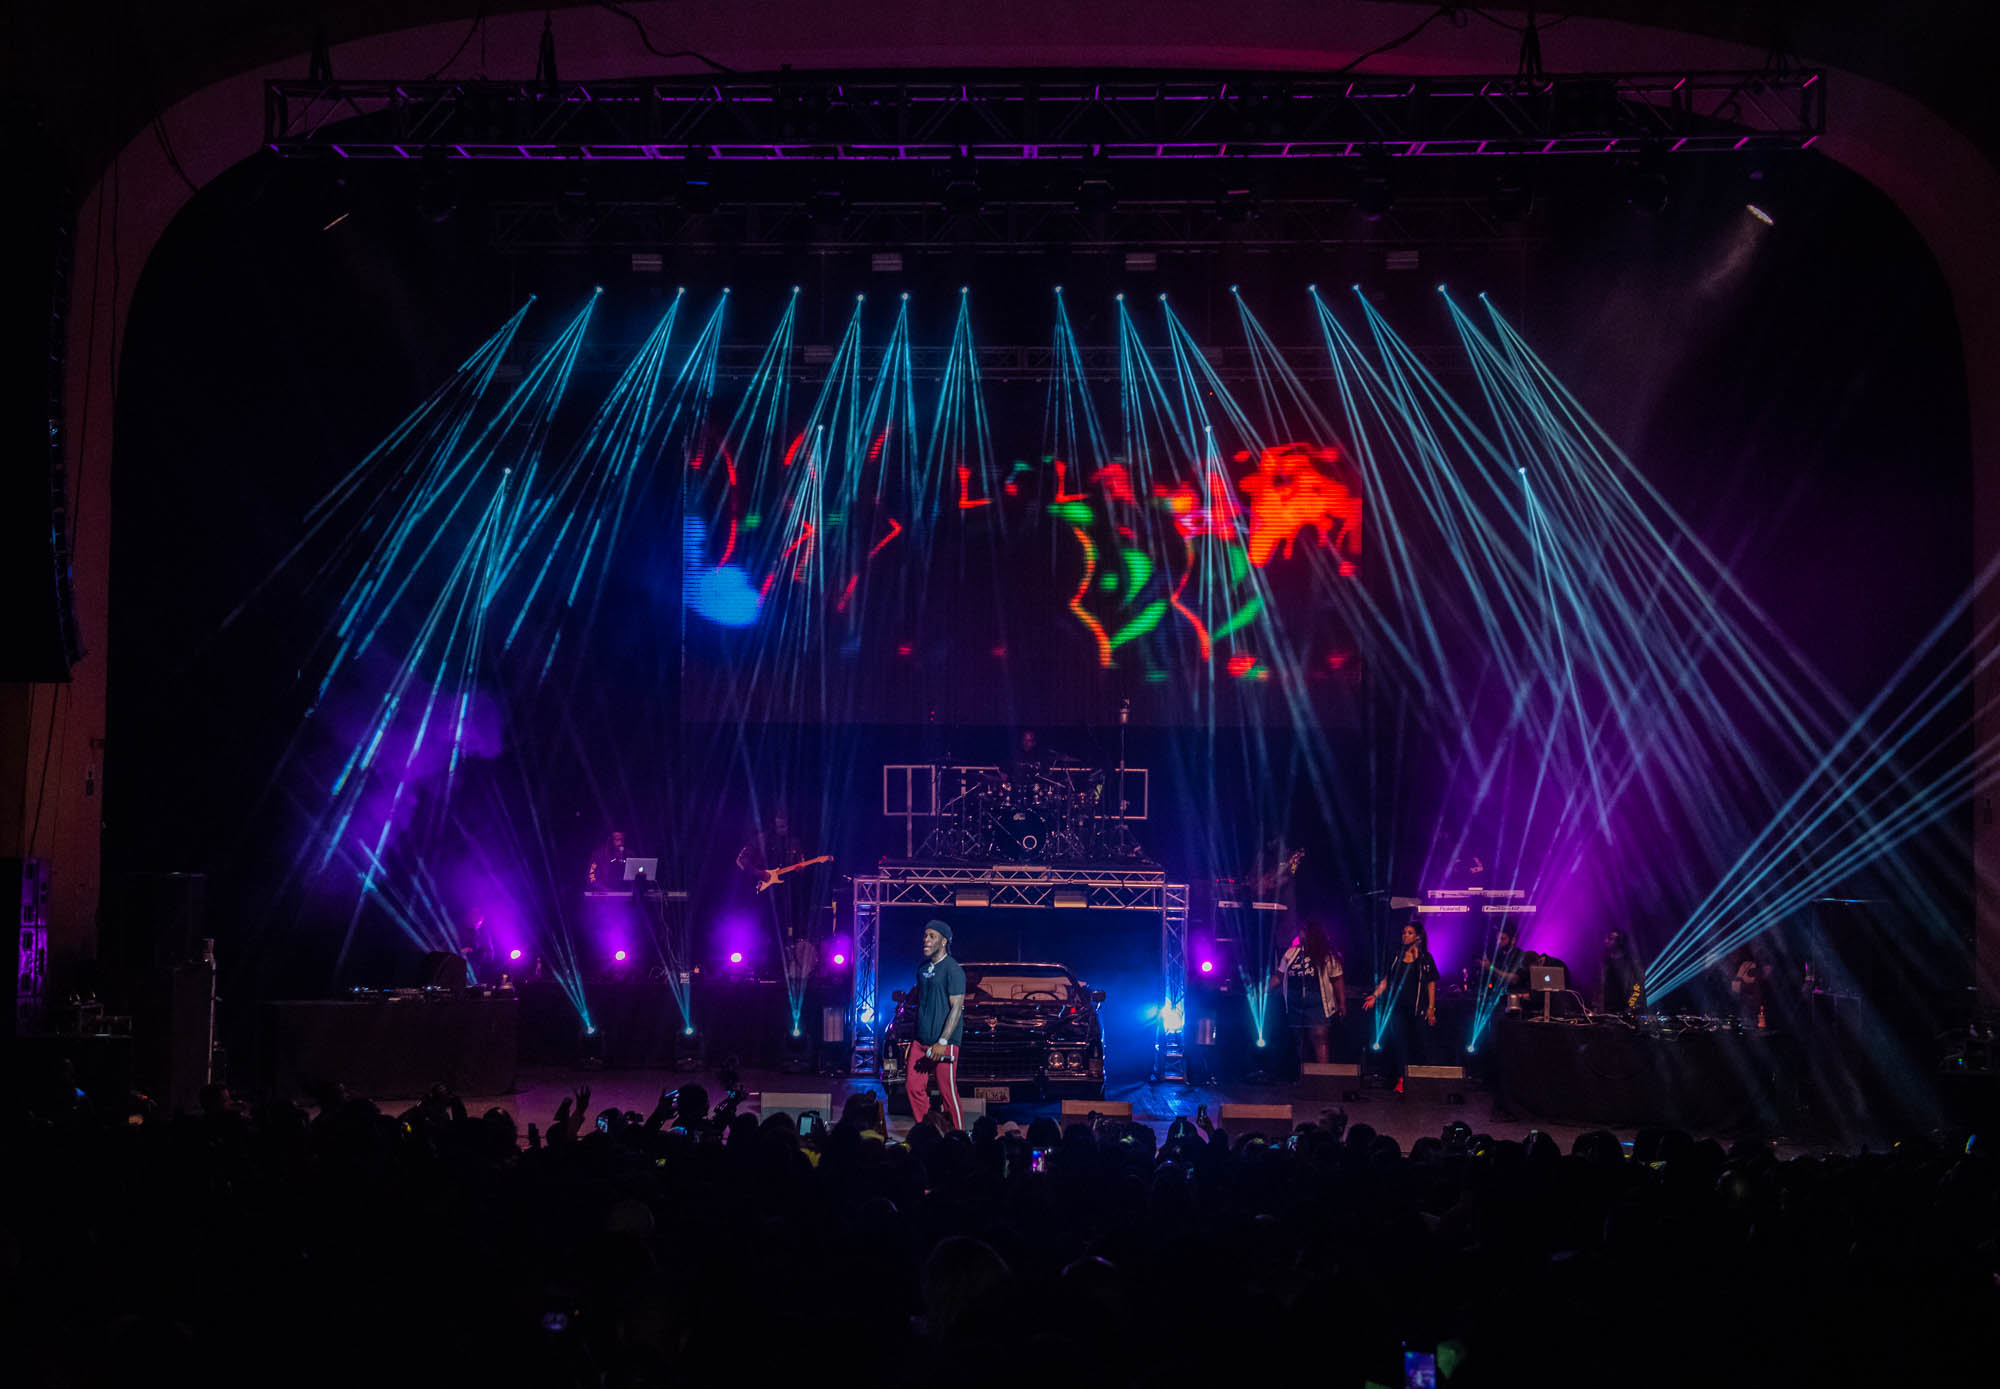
[1385,949,1439,1019]
[915,955,967,1047]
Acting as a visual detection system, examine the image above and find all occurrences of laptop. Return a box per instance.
[1531,964,1567,992]
[622,857,660,884]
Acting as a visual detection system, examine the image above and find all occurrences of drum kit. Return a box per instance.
[921,758,1129,862]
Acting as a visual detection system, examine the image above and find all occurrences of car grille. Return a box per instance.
[957,1044,1047,1080]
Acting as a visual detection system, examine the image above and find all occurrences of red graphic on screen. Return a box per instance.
[1235,443,1361,568]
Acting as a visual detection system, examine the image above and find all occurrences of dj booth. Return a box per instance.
[1497,1015,1807,1131]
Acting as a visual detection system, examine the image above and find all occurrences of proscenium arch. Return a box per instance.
[32,1,2000,997]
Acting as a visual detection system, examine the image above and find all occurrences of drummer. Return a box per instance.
[1010,729,1046,787]
[1009,729,1086,794]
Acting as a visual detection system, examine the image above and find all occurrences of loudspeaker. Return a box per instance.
[756,1090,833,1126]
[1403,1064,1468,1104]
[7,857,50,926]
[1296,1061,1360,1100]
[1218,1102,1293,1138]
[1060,1098,1132,1118]
[18,925,47,999]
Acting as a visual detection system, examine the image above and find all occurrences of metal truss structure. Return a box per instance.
[266,68,1824,163]
[516,338,1467,382]
[848,861,1190,1079]
[479,194,1543,256]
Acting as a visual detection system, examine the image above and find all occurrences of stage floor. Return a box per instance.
[376,1065,1847,1158]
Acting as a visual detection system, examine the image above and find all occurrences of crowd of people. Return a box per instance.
[6,1060,1995,1386]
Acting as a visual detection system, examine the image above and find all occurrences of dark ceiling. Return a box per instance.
[9,2,1997,198]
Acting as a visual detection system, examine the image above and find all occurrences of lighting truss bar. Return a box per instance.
[1157,880,1190,1083]
[481,195,1541,255]
[848,862,1187,1077]
[516,339,1470,382]
[265,68,1824,161]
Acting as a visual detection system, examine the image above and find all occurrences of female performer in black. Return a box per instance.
[1361,920,1439,1085]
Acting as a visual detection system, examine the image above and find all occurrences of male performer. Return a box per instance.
[587,828,629,888]
[737,808,809,945]
[1477,925,1530,997]
[904,919,966,1133]
[1248,834,1303,912]
[1600,928,1645,1012]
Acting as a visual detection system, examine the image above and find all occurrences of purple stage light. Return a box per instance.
[832,952,847,965]
[509,948,522,961]
[729,951,743,964]
[1200,959,1215,973]
[614,949,627,962]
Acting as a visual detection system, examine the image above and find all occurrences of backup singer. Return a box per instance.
[1278,920,1346,1064]
[903,919,966,1134]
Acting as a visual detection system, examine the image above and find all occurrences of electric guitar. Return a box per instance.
[1250,848,1305,896]
[755,854,832,893]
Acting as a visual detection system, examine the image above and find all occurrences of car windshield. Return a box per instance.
[964,966,1076,1000]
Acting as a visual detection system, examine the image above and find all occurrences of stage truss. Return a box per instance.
[850,863,1190,1080]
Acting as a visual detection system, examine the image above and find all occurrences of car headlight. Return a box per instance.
[1048,1052,1067,1070]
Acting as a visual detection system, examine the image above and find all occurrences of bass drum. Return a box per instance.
[998,809,1051,860]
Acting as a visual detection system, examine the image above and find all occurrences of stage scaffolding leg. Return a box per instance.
[1155,882,1190,1082]
[850,878,882,1076]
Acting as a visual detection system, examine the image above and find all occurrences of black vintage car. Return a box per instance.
[882,961,1107,1102]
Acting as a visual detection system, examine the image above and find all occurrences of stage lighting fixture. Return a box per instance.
[1200,959,1215,973]
[808,186,846,225]
[729,951,744,964]
[684,1026,696,1036]
[955,887,990,908]
[943,153,981,216]
[1124,251,1159,272]
[1053,888,1088,909]
[1620,155,1673,216]
[1077,163,1116,220]
[1746,203,1775,225]
[630,252,664,273]
[1488,167,1534,222]
[1355,150,1394,221]
[679,149,716,214]
[1385,249,1420,272]
[871,251,904,273]
[416,149,456,224]
[832,952,847,966]
[614,950,627,961]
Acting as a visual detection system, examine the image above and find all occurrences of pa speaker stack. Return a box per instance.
[10,858,49,1035]
[1403,1064,1469,1105]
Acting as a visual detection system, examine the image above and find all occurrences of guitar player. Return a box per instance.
[737,808,817,972]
